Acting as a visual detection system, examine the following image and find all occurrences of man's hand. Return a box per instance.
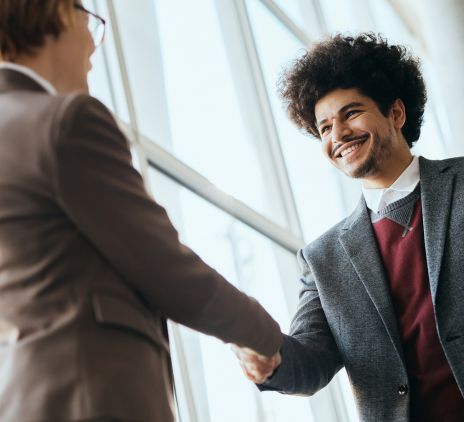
[231,344,281,384]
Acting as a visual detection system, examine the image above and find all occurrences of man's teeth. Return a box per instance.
[340,141,363,157]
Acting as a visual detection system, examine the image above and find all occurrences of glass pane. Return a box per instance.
[318,0,369,33]
[368,0,413,42]
[271,0,305,28]
[338,369,360,422]
[109,0,172,149]
[148,167,313,422]
[150,0,274,220]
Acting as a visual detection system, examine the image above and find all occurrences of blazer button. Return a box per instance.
[398,384,408,396]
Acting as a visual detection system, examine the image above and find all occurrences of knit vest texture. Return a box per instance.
[370,186,464,421]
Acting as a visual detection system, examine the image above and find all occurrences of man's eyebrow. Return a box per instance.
[317,102,365,128]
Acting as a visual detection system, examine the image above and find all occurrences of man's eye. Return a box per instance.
[346,110,360,118]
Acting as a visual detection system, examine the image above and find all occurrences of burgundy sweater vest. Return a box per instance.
[370,187,464,421]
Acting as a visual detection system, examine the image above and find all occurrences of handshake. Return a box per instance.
[231,344,282,384]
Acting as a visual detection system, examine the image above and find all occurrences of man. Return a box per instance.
[0,1,282,421]
[234,33,464,421]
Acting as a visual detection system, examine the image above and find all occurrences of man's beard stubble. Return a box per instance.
[349,130,392,179]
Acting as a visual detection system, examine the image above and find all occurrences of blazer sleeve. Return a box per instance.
[48,94,282,357]
[259,248,343,394]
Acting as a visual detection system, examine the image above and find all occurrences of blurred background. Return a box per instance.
[84,0,464,420]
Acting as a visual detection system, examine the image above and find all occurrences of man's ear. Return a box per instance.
[390,98,406,129]
[57,1,76,30]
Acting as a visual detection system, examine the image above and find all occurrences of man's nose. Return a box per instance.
[331,120,351,144]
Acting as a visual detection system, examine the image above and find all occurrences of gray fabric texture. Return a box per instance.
[370,184,421,227]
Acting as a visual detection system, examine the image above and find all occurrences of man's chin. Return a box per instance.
[344,157,378,180]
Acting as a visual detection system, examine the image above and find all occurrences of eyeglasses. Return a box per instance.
[74,3,106,47]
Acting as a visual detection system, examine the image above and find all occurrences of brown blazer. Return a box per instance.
[0,69,282,422]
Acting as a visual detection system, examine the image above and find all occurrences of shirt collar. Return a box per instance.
[0,62,57,95]
[362,155,420,213]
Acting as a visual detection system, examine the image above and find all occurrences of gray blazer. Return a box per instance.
[261,156,464,422]
[0,69,282,422]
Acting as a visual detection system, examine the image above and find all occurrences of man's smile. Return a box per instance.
[332,134,369,158]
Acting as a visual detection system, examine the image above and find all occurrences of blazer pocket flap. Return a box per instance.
[92,294,169,353]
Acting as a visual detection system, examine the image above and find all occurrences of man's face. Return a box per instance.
[52,2,96,93]
[315,88,403,182]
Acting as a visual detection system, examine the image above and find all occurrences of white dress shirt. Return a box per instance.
[362,156,420,213]
[0,62,57,95]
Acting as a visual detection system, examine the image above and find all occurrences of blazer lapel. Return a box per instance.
[420,157,455,303]
[339,199,404,362]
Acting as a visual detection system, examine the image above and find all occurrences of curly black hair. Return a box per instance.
[278,33,427,147]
